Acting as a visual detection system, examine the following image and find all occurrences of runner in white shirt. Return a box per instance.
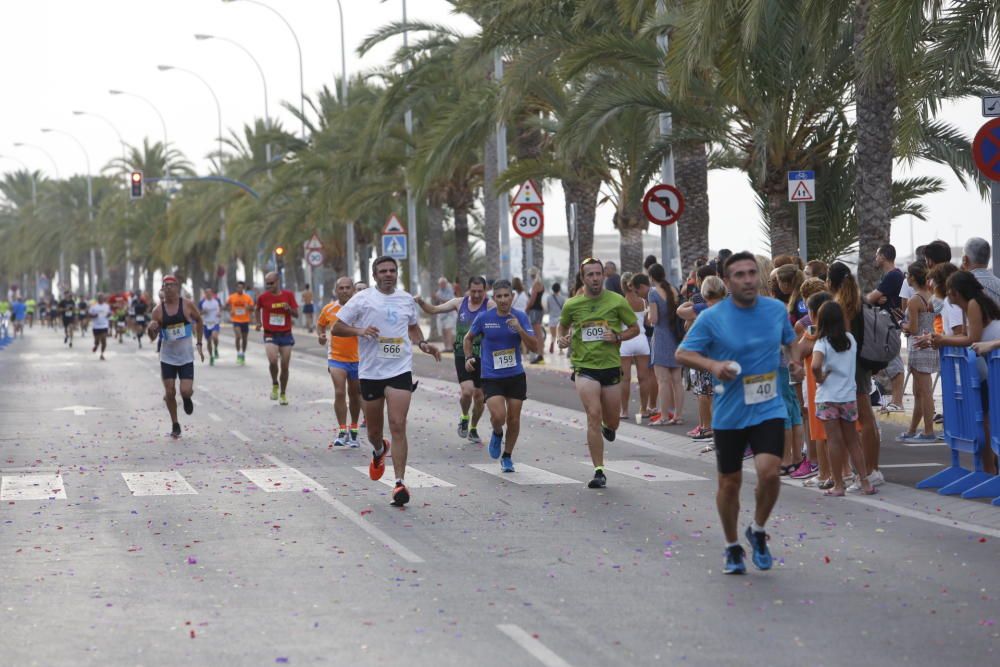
[199,289,223,366]
[88,294,112,361]
[332,255,442,506]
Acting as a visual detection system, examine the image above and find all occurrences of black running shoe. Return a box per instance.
[391,482,410,506]
[601,424,616,442]
[723,545,747,575]
[182,396,194,415]
[587,469,607,489]
[170,422,182,438]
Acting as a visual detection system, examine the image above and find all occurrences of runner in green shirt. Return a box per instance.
[558,258,640,488]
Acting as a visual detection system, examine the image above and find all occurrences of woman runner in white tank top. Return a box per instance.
[619,273,653,418]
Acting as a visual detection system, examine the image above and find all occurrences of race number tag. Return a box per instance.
[163,323,191,341]
[234,307,246,316]
[492,348,517,370]
[580,320,608,342]
[377,337,404,359]
[268,312,286,327]
[742,371,777,405]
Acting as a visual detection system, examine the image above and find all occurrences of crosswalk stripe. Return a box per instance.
[121,471,197,496]
[0,473,68,500]
[470,463,579,485]
[586,460,709,482]
[239,467,325,492]
[352,466,455,488]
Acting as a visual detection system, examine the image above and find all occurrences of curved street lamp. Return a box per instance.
[108,89,168,149]
[72,110,127,165]
[12,141,61,179]
[157,65,223,174]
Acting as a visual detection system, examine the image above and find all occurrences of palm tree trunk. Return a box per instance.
[616,203,647,273]
[454,206,471,287]
[674,140,710,272]
[426,199,445,341]
[562,171,600,280]
[764,174,797,257]
[854,0,896,291]
[483,133,500,276]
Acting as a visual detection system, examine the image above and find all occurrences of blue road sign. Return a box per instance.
[382,234,407,260]
[788,171,815,181]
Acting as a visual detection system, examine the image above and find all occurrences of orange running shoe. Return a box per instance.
[369,439,390,480]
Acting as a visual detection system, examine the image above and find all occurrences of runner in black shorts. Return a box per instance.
[677,252,804,575]
[465,279,539,472]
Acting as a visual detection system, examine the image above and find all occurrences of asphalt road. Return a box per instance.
[1,326,998,666]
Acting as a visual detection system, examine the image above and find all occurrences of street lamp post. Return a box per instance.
[157,65,223,174]
[108,90,168,149]
[41,128,97,297]
[194,33,270,165]
[223,0,305,141]
[13,142,64,285]
[72,110,127,164]
[402,0,419,294]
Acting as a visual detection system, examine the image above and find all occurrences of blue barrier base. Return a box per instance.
[917,465,971,490]
[993,496,1000,507]
[961,474,1000,500]
[940,471,994,496]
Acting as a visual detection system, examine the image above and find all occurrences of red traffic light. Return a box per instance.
[275,245,285,256]
[129,170,143,199]
[131,172,142,182]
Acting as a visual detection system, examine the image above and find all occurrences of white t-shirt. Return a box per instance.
[813,333,857,404]
[88,303,111,330]
[200,298,222,326]
[898,281,914,301]
[940,296,964,335]
[335,287,418,380]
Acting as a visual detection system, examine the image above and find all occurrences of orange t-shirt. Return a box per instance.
[228,293,254,323]
[317,302,359,362]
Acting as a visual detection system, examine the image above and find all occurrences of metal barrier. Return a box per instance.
[916,347,994,498]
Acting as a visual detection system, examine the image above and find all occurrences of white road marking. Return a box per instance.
[497,624,573,667]
[877,463,943,468]
[899,441,947,447]
[55,405,103,416]
[239,466,325,493]
[230,429,251,443]
[121,471,197,496]
[265,455,423,563]
[470,463,578,485]
[208,413,222,422]
[586,460,708,481]
[352,465,455,488]
[1,473,67,500]
[309,399,336,405]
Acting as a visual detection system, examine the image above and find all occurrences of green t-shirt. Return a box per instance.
[0,301,9,313]
[559,290,638,370]
[25,299,36,313]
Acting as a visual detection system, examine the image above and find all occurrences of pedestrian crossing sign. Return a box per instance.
[382,233,407,259]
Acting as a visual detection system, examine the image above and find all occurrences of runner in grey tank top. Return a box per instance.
[148,276,205,438]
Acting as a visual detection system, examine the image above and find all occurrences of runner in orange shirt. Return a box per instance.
[225,280,254,365]
[318,277,362,446]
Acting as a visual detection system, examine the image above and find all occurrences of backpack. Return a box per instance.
[858,304,901,372]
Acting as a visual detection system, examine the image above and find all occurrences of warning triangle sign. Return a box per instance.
[790,181,814,202]
[304,233,323,250]
[383,213,406,234]
[511,180,543,207]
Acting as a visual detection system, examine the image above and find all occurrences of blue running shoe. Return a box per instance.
[488,431,503,459]
[723,545,747,575]
[500,455,515,473]
[744,525,773,570]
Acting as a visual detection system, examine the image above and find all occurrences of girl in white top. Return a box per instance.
[812,301,876,497]
[618,273,653,419]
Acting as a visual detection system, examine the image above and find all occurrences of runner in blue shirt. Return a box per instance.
[465,279,540,472]
[677,252,804,576]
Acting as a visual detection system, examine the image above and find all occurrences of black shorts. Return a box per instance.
[360,372,416,401]
[92,328,109,335]
[233,322,249,332]
[482,373,528,401]
[573,367,622,387]
[62,317,75,327]
[455,355,482,388]
[713,418,784,474]
[303,304,315,314]
[161,362,195,381]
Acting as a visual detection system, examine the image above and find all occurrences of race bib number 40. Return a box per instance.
[742,371,778,405]
[377,337,404,359]
[580,320,608,342]
[268,313,286,327]
[492,348,517,370]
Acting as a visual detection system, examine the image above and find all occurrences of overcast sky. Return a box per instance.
[0,0,991,259]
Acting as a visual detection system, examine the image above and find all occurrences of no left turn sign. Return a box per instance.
[642,184,684,226]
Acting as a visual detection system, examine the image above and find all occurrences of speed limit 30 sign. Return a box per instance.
[512,205,543,238]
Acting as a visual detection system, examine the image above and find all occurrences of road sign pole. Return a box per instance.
[346,221,355,281]
[798,202,807,261]
[993,182,1000,272]
[525,238,533,277]
[657,0,681,285]
[496,52,511,281]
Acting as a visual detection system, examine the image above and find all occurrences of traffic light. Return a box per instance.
[275,245,285,270]
[129,171,143,200]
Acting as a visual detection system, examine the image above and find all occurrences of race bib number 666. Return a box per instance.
[377,337,404,359]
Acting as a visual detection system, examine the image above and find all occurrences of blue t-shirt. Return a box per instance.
[469,308,534,379]
[11,302,27,321]
[679,296,795,429]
